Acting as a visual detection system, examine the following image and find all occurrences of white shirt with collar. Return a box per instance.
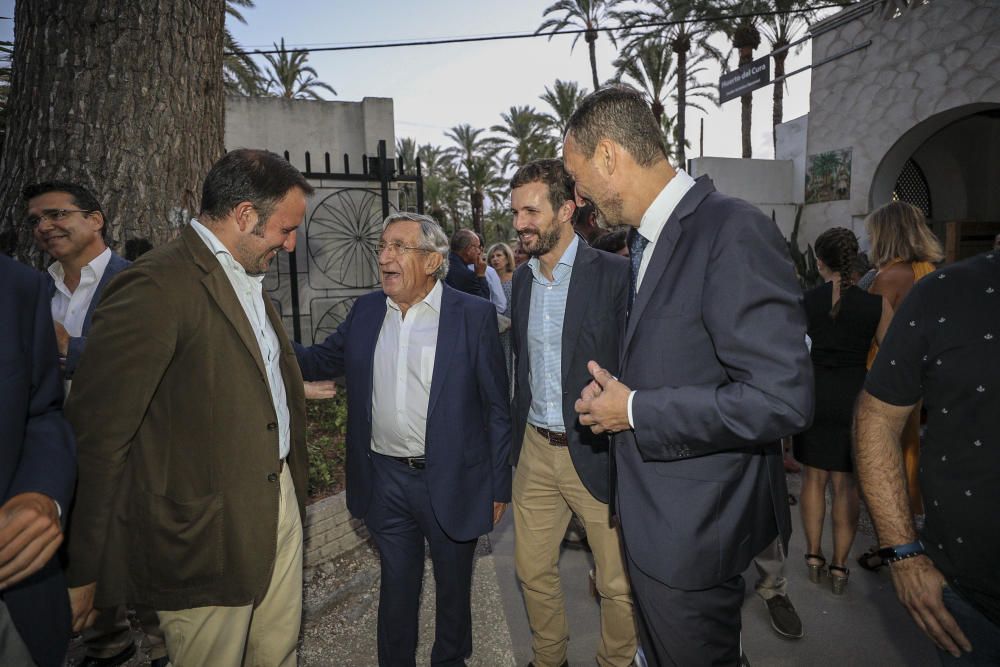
[49,246,112,336]
[371,279,443,458]
[191,219,291,461]
[634,169,696,291]
[627,169,696,428]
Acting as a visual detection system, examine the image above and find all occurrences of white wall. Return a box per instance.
[799,0,1000,242]
[225,96,395,173]
[688,157,799,238]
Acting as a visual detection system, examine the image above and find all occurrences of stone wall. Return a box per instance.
[799,0,1000,244]
[303,491,368,573]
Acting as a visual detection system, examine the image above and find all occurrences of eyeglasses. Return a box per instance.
[375,240,431,257]
[23,208,94,227]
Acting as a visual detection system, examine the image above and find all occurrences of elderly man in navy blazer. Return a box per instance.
[570,85,813,666]
[296,212,511,666]
[0,254,76,667]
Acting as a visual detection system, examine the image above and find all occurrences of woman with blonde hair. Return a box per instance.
[857,200,943,571]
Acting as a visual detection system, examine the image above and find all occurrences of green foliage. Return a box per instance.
[305,388,348,497]
[261,37,337,100]
[784,206,822,290]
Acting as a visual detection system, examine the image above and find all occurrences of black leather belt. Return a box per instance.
[386,455,426,469]
[531,424,568,446]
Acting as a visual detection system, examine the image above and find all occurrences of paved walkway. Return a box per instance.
[74,473,940,666]
[490,471,938,666]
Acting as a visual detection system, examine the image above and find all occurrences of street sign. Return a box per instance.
[719,56,771,104]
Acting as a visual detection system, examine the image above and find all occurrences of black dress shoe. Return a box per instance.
[79,642,137,667]
[150,657,170,667]
[527,662,568,667]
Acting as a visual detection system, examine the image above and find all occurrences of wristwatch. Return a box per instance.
[877,540,926,564]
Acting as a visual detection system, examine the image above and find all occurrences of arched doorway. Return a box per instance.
[869,103,1000,261]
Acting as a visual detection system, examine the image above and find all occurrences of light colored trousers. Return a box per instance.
[513,426,637,667]
[157,464,303,667]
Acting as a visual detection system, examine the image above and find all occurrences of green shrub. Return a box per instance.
[305,388,348,498]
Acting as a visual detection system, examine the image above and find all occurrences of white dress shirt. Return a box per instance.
[371,279,443,457]
[627,170,697,428]
[191,219,291,460]
[49,247,112,336]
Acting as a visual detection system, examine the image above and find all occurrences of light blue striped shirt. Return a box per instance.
[526,235,579,431]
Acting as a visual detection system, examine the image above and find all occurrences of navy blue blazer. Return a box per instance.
[295,282,512,542]
[0,254,75,667]
[510,239,628,503]
[614,177,813,590]
[50,250,130,379]
[444,252,490,300]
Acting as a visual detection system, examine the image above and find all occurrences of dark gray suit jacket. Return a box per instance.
[510,239,629,503]
[615,176,813,590]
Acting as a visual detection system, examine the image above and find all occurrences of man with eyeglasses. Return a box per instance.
[295,212,511,666]
[22,182,168,667]
[24,183,130,388]
[446,228,491,300]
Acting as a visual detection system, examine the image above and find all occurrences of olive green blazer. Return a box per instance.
[66,224,307,611]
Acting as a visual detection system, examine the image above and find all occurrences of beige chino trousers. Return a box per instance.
[513,425,637,667]
[157,464,303,667]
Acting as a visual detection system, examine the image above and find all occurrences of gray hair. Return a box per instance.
[383,212,450,281]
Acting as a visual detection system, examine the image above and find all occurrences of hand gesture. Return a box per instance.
[473,251,487,277]
[574,361,631,434]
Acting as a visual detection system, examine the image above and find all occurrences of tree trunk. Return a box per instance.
[739,45,754,159]
[587,30,600,91]
[772,51,788,154]
[471,190,484,237]
[675,45,688,167]
[0,0,226,265]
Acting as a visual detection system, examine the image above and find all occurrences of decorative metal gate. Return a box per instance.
[264,139,424,343]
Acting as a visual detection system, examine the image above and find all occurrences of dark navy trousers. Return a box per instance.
[366,453,478,667]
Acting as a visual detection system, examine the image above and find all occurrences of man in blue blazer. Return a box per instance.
[0,254,76,667]
[23,182,130,383]
[296,212,511,666]
[445,228,491,300]
[569,86,813,665]
[508,159,635,667]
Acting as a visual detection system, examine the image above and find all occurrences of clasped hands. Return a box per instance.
[575,361,632,434]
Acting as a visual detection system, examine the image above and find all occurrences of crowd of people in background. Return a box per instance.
[2,83,998,667]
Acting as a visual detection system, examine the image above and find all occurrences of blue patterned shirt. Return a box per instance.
[526,236,579,430]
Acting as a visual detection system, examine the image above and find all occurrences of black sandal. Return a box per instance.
[856,547,886,572]
[805,553,827,584]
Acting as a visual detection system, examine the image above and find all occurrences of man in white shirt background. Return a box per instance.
[24,182,166,667]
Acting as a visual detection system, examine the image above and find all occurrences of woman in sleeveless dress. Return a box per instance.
[794,228,892,593]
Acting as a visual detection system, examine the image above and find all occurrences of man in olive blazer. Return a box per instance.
[64,150,313,667]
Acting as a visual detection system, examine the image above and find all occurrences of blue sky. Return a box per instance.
[3,0,819,160]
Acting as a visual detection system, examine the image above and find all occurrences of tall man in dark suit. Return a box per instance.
[0,254,76,667]
[296,212,511,666]
[508,159,635,667]
[446,228,491,299]
[24,181,161,667]
[64,149,313,667]
[569,85,813,666]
